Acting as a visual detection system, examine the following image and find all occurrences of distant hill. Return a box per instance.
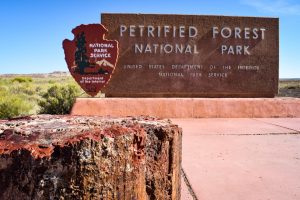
[280,78,300,81]
[0,71,70,78]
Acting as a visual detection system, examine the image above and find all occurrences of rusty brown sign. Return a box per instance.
[63,24,119,97]
[101,13,279,97]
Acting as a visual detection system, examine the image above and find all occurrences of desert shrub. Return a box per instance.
[11,83,35,96]
[0,91,33,119]
[0,85,7,93]
[9,77,35,95]
[35,86,42,93]
[38,84,79,114]
[11,76,33,83]
[48,80,55,84]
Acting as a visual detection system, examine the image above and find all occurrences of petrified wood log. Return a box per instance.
[0,115,182,200]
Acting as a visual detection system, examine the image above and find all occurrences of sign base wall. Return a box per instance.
[71,97,300,118]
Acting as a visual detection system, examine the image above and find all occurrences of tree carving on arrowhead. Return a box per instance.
[75,32,90,74]
[63,24,119,97]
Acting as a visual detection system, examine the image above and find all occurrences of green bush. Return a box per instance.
[11,76,33,83]
[48,80,55,84]
[11,83,35,96]
[0,92,33,119]
[38,84,79,114]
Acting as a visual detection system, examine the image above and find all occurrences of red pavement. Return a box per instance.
[174,118,300,200]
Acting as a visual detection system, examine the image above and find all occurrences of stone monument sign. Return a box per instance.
[101,13,279,97]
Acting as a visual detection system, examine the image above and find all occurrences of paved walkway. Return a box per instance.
[171,118,300,200]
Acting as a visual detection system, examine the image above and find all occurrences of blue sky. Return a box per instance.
[0,0,299,78]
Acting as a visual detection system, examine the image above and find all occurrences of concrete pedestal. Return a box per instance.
[71,97,300,118]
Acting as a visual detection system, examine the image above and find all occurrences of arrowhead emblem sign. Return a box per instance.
[63,24,119,97]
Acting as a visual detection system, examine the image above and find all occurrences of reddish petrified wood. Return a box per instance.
[0,115,182,200]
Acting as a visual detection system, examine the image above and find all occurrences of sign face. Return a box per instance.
[63,24,119,97]
[101,14,279,97]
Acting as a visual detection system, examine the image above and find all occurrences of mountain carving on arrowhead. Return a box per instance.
[96,59,115,69]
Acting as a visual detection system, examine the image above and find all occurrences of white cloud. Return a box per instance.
[242,0,300,15]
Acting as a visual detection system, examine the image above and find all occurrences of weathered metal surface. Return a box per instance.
[101,13,279,97]
[63,24,119,97]
[0,115,182,200]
